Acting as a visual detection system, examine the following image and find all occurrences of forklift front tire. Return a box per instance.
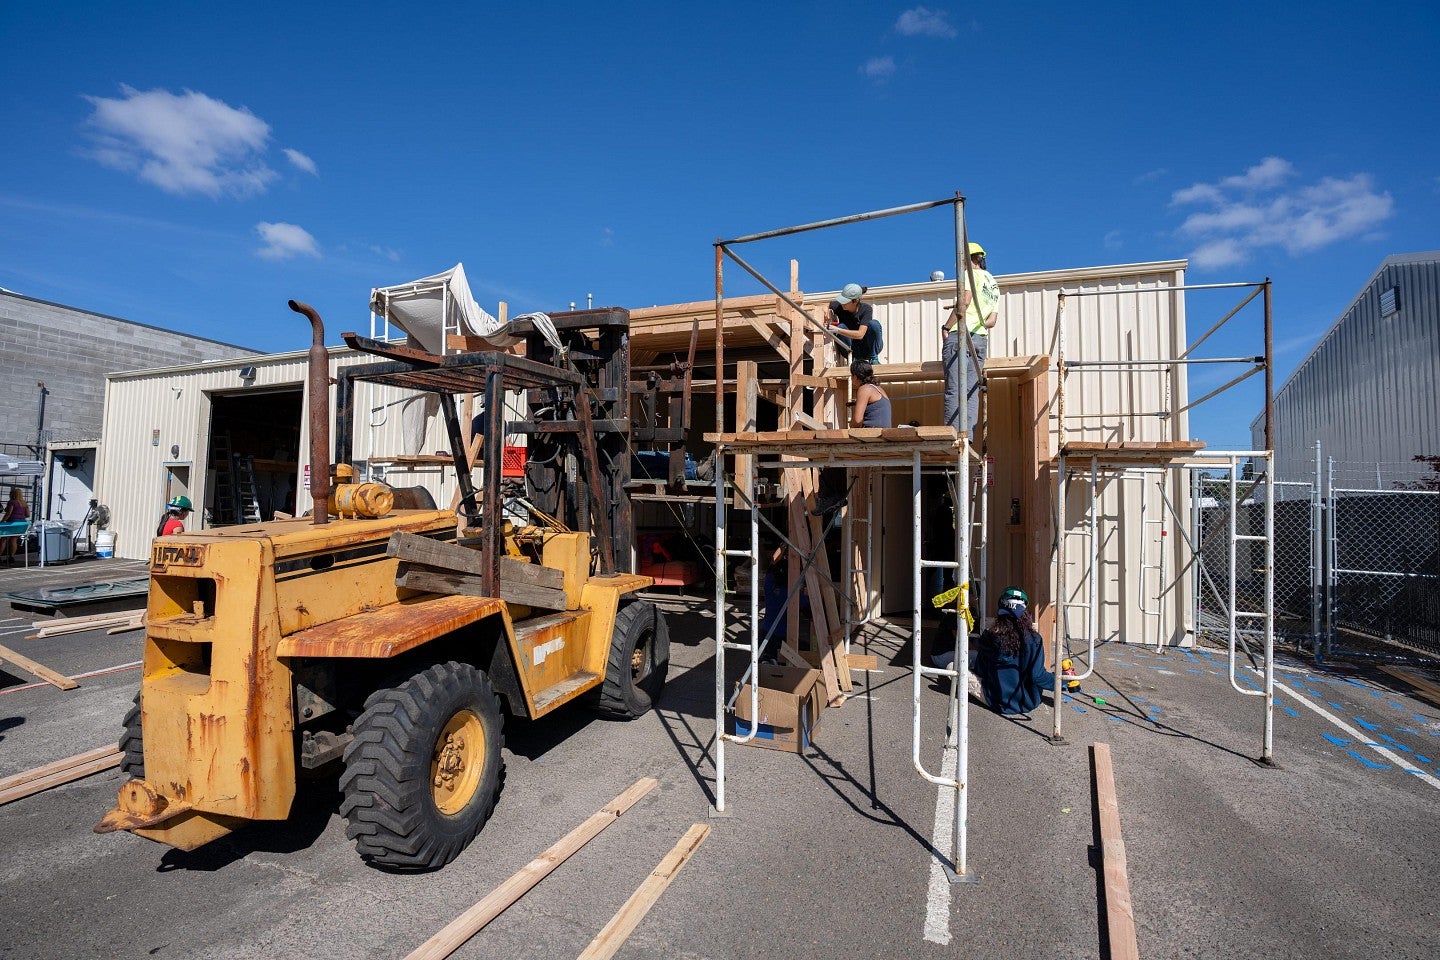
[340,660,504,871]
[593,601,670,719]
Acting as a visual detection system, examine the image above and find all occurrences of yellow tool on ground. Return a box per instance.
[1061,658,1082,692]
[930,583,975,631]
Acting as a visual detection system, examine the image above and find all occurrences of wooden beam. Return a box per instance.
[743,317,790,358]
[0,643,78,690]
[576,823,710,960]
[0,746,122,806]
[734,360,757,508]
[397,564,567,611]
[31,612,145,639]
[404,778,657,960]
[1092,743,1140,960]
[1378,665,1440,709]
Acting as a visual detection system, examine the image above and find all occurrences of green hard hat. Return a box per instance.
[998,586,1028,618]
[167,495,192,511]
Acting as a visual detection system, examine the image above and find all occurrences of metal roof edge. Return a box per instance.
[105,344,366,382]
[0,289,262,355]
[804,259,1190,302]
[1250,251,1440,431]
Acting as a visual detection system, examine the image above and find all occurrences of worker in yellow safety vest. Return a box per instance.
[942,242,1000,434]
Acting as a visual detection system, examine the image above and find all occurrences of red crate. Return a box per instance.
[501,445,527,478]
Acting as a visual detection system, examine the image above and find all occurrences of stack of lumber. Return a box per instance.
[30,611,145,639]
[0,745,122,806]
[388,531,568,610]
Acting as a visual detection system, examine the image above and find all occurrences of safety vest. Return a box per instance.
[964,269,1000,335]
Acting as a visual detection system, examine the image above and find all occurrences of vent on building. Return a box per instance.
[1380,285,1400,317]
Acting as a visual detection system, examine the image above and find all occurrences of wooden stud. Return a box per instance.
[1092,743,1140,960]
[403,778,658,960]
[0,643,78,691]
[0,746,122,806]
[576,824,710,960]
[734,361,757,509]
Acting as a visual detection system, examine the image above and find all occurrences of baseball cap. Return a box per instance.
[837,283,864,304]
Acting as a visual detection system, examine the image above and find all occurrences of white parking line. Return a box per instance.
[1272,679,1440,791]
[923,742,959,944]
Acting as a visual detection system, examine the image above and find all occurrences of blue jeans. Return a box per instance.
[942,332,987,433]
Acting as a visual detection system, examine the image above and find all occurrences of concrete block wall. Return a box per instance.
[0,292,259,449]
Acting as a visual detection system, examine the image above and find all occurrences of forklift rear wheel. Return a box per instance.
[340,661,504,871]
[593,601,670,719]
[120,691,144,777]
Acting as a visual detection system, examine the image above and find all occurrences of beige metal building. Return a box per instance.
[96,258,1198,647]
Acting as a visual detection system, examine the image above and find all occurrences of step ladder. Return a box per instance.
[235,455,262,522]
[211,434,240,525]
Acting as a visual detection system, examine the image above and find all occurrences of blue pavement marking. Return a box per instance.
[1371,690,1384,698]
[1406,769,1427,776]
[1132,697,1149,704]
[1399,727,1420,734]
[1186,668,1205,674]
[1416,755,1433,764]
[1354,717,1381,731]
[1106,716,1126,722]
[1389,701,1406,710]
[1391,743,1412,753]
[1072,705,1087,714]
[1323,733,1352,747]
[1346,751,1390,770]
[1281,706,1298,718]
[1377,732,1398,744]
[1328,702,1345,711]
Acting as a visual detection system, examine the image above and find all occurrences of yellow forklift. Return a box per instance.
[97,300,668,870]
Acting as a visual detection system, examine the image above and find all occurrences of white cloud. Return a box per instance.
[1134,167,1168,185]
[1171,158,1393,268]
[83,85,278,198]
[1103,229,1123,251]
[860,56,896,79]
[895,6,957,38]
[600,227,615,248]
[283,148,317,176]
[255,222,320,260]
[368,244,401,262]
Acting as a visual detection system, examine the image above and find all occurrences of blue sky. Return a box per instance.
[3,1,1437,452]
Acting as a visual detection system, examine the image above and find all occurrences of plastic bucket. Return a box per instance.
[96,529,115,559]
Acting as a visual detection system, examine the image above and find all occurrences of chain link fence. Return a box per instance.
[1192,453,1440,661]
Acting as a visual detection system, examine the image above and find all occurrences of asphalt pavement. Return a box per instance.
[1,559,1438,959]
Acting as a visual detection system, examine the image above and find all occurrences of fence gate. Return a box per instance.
[1326,460,1440,659]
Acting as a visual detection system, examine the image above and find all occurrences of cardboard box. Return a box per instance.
[732,665,823,753]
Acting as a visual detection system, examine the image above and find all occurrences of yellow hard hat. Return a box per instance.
[968,242,986,257]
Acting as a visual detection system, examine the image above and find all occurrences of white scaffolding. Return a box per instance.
[1050,280,1279,763]
[710,430,983,875]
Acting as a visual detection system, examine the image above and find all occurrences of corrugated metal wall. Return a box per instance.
[99,348,476,559]
[1252,253,1440,486]
[808,261,1196,645]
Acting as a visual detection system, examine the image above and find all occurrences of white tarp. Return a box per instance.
[369,263,519,354]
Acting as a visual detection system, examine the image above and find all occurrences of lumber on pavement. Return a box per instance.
[0,643,78,690]
[1377,665,1440,709]
[576,823,710,960]
[403,777,658,960]
[32,611,145,639]
[0,746,123,806]
[1092,742,1140,960]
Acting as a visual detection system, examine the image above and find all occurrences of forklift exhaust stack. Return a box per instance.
[288,300,332,525]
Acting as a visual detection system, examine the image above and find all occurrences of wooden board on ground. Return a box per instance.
[0,643,77,690]
[576,824,710,960]
[403,777,657,960]
[1377,665,1440,709]
[1092,743,1140,960]
[0,746,122,806]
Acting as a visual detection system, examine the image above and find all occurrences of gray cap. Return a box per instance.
[837,283,864,304]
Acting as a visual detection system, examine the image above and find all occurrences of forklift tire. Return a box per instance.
[593,601,670,719]
[339,661,504,871]
[120,691,144,778]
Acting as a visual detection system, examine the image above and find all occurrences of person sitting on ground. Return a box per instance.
[849,360,892,428]
[826,283,882,364]
[1,486,30,564]
[156,495,192,537]
[934,586,1072,716]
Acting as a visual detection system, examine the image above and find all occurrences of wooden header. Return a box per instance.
[819,354,1050,383]
[1058,440,1207,464]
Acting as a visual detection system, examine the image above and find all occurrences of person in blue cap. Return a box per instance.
[826,283,882,364]
[934,586,1072,715]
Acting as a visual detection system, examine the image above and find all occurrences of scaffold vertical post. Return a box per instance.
[713,446,728,812]
[1262,452,1276,764]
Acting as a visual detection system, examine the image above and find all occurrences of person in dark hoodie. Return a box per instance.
[934,586,1070,715]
